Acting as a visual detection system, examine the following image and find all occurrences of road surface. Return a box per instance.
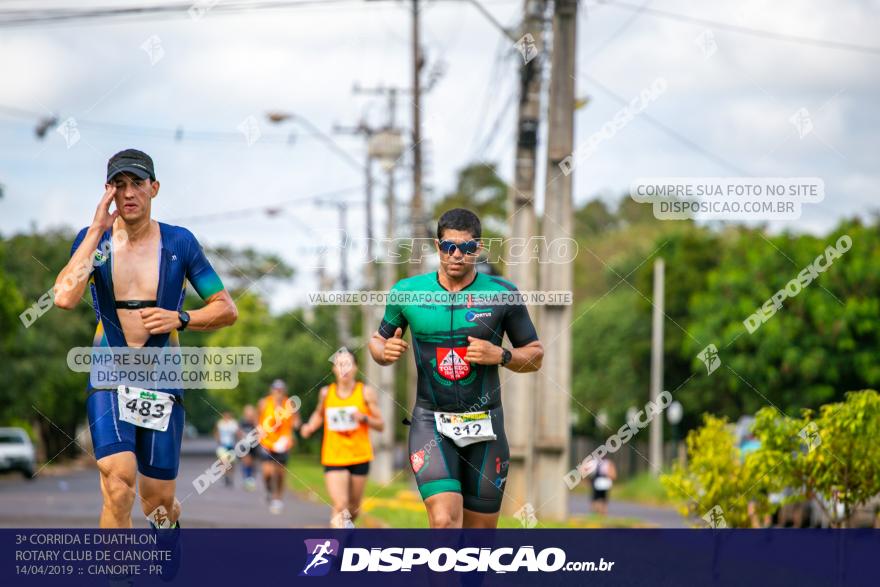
[1,437,689,528]
[0,438,328,528]
[569,491,689,528]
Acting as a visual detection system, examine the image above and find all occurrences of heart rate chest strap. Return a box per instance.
[115,300,157,309]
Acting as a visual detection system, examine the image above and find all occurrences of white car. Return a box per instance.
[0,428,36,479]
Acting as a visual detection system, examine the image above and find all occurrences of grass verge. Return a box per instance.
[287,454,650,528]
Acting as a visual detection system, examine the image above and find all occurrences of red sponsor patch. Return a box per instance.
[496,457,501,474]
[436,347,471,381]
[410,450,426,474]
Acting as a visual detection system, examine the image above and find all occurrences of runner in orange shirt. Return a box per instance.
[257,379,300,515]
[301,349,384,528]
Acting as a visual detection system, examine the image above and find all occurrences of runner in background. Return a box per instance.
[258,379,300,514]
[300,349,384,528]
[214,411,239,487]
[238,404,258,491]
[589,456,617,516]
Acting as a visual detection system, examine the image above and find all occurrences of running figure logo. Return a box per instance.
[300,539,339,577]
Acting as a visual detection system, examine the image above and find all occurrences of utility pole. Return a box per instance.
[649,257,665,475]
[316,200,352,348]
[333,121,389,481]
[534,0,577,521]
[410,0,428,246]
[503,0,548,518]
[333,119,376,289]
[370,129,400,484]
[341,84,405,484]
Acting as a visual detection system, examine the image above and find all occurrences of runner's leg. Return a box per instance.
[97,452,138,528]
[139,476,180,525]
[459,406,508,528]
[271,460,286,500]
[347,468,368,522]
[325,469,351,527]
[425,492,464,528]
[462,509,500,528]
[409,406,464,528]
[262,457,273,497]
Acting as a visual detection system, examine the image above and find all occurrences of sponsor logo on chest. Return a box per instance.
[435,347,471,381]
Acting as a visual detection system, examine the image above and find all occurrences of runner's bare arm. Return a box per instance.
[292,404,302,431]
[369,328,408,366]
[359,385,385,432]
[464,337,543,373]
[140,289,237,334]
[301,387,328,438]
[504,340,543,373]
[54,186,117,310]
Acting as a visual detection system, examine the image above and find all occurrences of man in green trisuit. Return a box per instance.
[369,208,544,529]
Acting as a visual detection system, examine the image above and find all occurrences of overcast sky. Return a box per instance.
[1,0,877,310]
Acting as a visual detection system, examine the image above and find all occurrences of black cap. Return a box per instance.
[106,149,155,182]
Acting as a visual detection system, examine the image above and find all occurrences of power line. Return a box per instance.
[0,0,357,27]
[582,72,749,176]
[582,0,653,64]
[600,0,880,57]
[0,105,318,144]
[476,86,517,159]
[467,34,513,158]
[465,0,517,42]
[168,185,364,223]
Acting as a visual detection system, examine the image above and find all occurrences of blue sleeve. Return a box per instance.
[183,229,225,300]
[70,227,89,257]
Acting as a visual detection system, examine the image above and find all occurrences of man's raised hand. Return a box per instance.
[464,336,503,365]
[92,184,118,232]
[382,327,409,363]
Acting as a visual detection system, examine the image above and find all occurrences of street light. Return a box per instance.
[368,129,404,172]
[265,111,364,173]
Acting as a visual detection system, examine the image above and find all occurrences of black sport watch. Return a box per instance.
[500,347,512,367]
[177,311,191,331]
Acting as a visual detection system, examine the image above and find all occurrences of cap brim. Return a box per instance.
[107,165,151,182]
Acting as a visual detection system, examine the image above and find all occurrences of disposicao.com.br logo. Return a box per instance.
[300,540,613,575]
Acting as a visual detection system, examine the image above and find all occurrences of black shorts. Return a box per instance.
[408,405,509,514]
[258,446,289,465]
[324,462,370,476]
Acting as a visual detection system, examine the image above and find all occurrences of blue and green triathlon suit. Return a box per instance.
[71,223,224,480]
[379,271,538,513]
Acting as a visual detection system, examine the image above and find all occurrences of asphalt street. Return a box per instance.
[0,438,328,528]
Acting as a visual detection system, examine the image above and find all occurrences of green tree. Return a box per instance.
[0,229,95,457]
[752,390,880,527]
[570,289,650,435]
[661,414,771,528]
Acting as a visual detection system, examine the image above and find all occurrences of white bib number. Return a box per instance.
[593,477,613,491]
[117,385,175,432]
[326,406,359,432]
[271,436,292,453]
[434,411,497,447]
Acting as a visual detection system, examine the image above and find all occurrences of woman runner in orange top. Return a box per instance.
[301,349,384,528]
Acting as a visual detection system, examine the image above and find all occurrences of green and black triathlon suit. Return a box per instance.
[378,270,538,513]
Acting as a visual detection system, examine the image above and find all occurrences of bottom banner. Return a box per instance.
[3,529,877,586]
